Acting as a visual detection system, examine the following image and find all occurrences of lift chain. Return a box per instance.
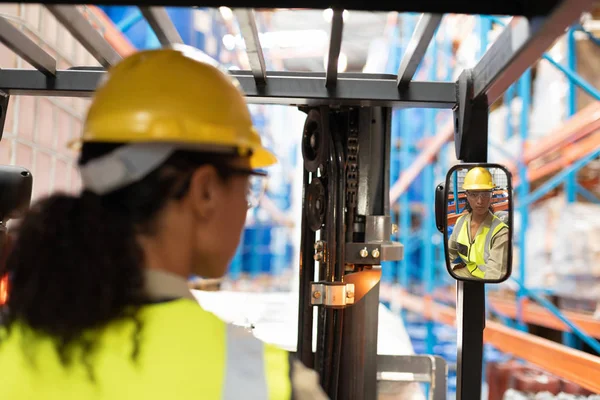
[345,110,359,208]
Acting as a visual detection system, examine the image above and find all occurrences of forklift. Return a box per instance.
[0,0,595,399]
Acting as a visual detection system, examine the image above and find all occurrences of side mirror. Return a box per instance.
[441,163,513,283]
[0,165,32,222]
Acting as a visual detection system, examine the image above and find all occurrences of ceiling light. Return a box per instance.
[322,8,349,23]
[222,34,236,51]
[219,6,233,21]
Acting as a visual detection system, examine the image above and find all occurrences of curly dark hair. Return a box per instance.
[0,142,236,378]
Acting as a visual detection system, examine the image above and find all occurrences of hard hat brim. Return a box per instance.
[463,184,495,191]
[250,146,278,169]
[68,137,278,170]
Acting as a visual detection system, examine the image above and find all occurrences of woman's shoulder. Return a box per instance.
[139,298,224,329]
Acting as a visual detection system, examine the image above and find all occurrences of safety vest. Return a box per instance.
[0,298,293,399]
[454,213,507,279]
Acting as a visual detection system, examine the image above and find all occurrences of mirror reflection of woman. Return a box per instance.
[448,167,509,281]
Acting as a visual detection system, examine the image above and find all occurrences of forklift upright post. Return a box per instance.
[338,106,392,400]
[453,65,490,398]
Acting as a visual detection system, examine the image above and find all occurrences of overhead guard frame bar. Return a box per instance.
[139,7,184,45]
[396,13,442,88]
[325,9,344,88]
[233,8,267,86]
[471,0,593,105]
[0,17,56,76]
[45,5,121,68]
[0,69,457,108]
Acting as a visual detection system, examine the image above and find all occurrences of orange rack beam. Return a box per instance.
[510,101,600,186]
[520,101,600,167]
[380,287,600,393]
[431,287,600,339]
[517,130,600,186]
[488,295,600,339]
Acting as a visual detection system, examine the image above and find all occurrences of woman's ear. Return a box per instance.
[187,165,221,221]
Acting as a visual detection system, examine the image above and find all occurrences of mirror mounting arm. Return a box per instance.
[454,69,489,164]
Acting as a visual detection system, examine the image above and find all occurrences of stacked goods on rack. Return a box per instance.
[487,360,598,400]
[514,196,600,299]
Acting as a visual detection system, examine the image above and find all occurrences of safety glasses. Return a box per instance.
[174,166,268,209]
[466,191,492,200]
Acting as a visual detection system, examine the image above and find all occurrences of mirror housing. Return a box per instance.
[0,165,32,222]
[435,183,445,233]
[441,163,513,284]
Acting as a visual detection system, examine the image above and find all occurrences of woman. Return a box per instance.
[448,167,509,281]
[0,46,327,400]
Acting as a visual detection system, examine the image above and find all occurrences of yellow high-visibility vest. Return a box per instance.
[454,214,507,279]
[0,298,293,399]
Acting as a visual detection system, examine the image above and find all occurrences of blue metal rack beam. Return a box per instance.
[577,184,600,204]
[563,26,579,348]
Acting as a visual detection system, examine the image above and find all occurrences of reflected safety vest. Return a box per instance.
[0,298,293,399]
[454,214,507,279]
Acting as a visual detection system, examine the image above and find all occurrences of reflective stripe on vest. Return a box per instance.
[224,323,293,399]
[454,214,506,279]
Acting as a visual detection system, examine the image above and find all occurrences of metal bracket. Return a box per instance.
[311,282,355,308]
[453,69,489,162]
[346,215,404,264]
[0,91,10,142]
[377,355,447,400]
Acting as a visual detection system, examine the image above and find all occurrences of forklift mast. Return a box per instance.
[0,0,594,399]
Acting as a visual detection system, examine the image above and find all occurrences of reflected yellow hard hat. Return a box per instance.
[463,167,495,191]
[81,45,277,169]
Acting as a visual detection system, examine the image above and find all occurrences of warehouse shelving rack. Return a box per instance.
[0,0,598,399]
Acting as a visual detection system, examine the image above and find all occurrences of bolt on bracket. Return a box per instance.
[310,282,355,308]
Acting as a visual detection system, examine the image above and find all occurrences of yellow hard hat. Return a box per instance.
[81,45,277,169]
[463,167,495,191]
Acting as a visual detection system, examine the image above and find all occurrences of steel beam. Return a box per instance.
[139,7,183,46]
[0,17,56,75]
[397,13,442,89]
[45,5,121,67]
[472,0,593,105]
[325,9,344,88]
[0,69,457,109]
[233,9,266,86]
